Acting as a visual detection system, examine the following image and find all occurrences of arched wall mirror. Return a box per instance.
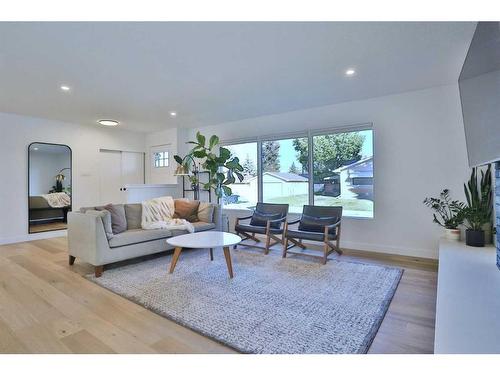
[28,142,72,233]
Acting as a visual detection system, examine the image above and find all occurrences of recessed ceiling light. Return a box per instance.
[345,69,356,76]
[60,85,71,91]
[169,111,177,117]
[98,119,119,127]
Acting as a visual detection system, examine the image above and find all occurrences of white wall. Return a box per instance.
[181,84,470,259]
[0,112,146,244]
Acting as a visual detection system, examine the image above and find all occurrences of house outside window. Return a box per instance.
[222,125,373,218]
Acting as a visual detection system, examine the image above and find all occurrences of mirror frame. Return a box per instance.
[28,142,73,234]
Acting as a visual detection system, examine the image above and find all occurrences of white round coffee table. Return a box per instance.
[166,231,241,278]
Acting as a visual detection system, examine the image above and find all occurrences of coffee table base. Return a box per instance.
[169,246,234,278]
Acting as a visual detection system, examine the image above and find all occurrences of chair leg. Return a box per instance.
[264,234,271,255]
[282,237,288,258]
[69,255,76,265]
[209,248,214,261]
[322,242,329,265]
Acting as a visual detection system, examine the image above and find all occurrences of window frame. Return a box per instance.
[153,151,169,168]
[220,122,374,219]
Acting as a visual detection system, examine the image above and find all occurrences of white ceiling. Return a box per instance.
[0,22,476,133]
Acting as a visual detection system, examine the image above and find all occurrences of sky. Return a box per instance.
[225,130,373,174]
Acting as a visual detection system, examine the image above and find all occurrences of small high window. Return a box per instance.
[153,151,169,168]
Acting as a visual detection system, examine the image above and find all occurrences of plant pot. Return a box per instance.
[465,229,485,247]
[444,228,460,241]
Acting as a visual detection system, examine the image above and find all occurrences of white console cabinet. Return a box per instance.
[435,239,500,353]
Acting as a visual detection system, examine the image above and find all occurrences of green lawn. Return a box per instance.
[265,194,373,217]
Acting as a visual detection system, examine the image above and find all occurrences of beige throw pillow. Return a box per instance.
[198,202,215,223]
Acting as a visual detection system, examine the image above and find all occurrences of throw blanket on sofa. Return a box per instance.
[141,196,194,232]
[41,192,71,208]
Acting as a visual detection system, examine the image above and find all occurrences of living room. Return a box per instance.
[1,1,499,373]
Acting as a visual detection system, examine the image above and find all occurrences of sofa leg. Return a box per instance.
[95,265,104,278]
[69,255,76,266]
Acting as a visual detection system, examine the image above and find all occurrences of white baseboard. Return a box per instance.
[339,240,438,260]
[0,230,67,245]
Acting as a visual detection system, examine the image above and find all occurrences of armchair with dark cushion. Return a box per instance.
[283,205,342,264]
[234,202,289,254]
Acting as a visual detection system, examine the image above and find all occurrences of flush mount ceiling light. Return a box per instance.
[345,68,356,76]
[169,111,177,117]
[98,119,119,127]
[60,85,71,91]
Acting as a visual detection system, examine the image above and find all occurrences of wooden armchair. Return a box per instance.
[234,203,289,254]
[283,205,343,264]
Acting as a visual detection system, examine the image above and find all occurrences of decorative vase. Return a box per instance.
[465,229,485,247]
[445,228,460,241]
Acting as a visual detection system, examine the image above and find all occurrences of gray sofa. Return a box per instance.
[67,201,221,277]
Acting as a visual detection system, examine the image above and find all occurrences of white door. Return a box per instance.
[150,144,176,184]
[121,151,144,185]
[99,150,144,204]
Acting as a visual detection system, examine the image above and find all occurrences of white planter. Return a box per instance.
[445,228,461,241]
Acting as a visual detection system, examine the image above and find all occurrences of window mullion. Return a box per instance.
[308,130,314,206]
[257,140,263,203]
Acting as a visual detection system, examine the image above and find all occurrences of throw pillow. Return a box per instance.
[298,215,339,234]
[250,212,282,229]
[98,204,127,234]
[173,199,200,222]
[85,210,114,240]
[197,202,215,223]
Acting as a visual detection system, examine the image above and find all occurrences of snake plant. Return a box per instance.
[462,165,492,231]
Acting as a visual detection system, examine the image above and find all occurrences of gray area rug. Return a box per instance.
[87,249,403,354]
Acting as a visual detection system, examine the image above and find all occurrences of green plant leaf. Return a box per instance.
[209,135,219,150]
[222,185,232,196]
[192,150,206,158]
[219,147,231,161]
[173,155,183,165]
[196,132,206,147]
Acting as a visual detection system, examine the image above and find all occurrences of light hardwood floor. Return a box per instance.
[0,237,438,354]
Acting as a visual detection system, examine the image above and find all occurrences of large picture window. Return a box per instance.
[312,129,373,218]
[222,125,373,218]
[223,142,258,209]
[261,137,309,213]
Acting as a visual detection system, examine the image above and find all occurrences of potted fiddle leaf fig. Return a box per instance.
[423,189,465,241]
[462,165,493,247]
[174,132,244,228]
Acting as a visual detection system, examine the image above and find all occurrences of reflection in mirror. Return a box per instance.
[28,143,72,233]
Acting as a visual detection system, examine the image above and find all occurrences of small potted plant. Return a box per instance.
[423,189,464,241]
[462,165,492,247]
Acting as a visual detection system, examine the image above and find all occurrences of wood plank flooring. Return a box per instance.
[0,236,438,354]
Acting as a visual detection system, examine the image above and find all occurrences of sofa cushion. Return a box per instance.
[173,199,200,222]
[108,228,172,248]
[125,203,142,230]
[192,221,216,232]
[197,201,215,223]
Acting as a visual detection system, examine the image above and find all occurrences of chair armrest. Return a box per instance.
[267,216,287,224]
[237,215,254,221]
[324,220,341,229]
[235,213,254,226]
[286,218,301,225]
